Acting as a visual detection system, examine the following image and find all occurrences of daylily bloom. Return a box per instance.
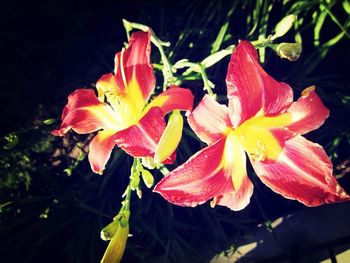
[154,41,350,210]
[52,31,193,174]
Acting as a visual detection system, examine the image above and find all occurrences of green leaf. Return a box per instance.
[289,1,315,14]
[323,30,348,48]
[0,201,12,212]
[314,10,328,47]
[3,133,19,149]
[39,207,50,219]
[211,22,229,53]
[43,118,56,125]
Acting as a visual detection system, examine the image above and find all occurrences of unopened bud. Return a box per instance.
[130,173,140,190]
[276,42,302,61]
[154,110,184,164]
[119,216,128,228]
[100,221,129,263]
[271,15,297,40]
[136,188,142,199]
[141,157,156,169]
[100,220,118,241]
[141,169,154,188]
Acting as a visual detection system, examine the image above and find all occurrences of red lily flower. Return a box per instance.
[52,31,193,174]
[154,41,350,210]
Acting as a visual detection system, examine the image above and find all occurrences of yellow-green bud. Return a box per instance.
[141,157,156,169]
[100,220,119,241]
[119,216,128,228]
[276,42,302,61]
[100,222,129,263]
[154,110,184,164]
[141,169,154,188]
[272,15,297,40]
[130,172,140,190]
[136,188,142,199]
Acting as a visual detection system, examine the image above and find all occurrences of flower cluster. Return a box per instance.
[53,29,349,263]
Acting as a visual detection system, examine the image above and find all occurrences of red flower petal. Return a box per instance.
[251,136,350,206]
[52,89,120,136]
[154,136,253,211]
[145,85,194,115]
[88,130,116,174]
[226,41,293,127]
[287,86,330,135]
[154,138,231,207]
[114,107,175,162]
[212,175,254,211]
[114,31,155,102]
[188,94,232,144]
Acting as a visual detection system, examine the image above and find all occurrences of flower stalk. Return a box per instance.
[100,158,147,263]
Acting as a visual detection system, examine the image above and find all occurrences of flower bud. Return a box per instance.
[100,220,118,241]
[154,110,183,163]
[141,157,156,169]
[100,211,130,263]
[119,212,129,228]
[100,223,129,263]
[130,172,140,190]
[141,169,154,188]
[271,15,297,40]
[276,42,302,61]
[201,47,234,68]
[136,188,142,199]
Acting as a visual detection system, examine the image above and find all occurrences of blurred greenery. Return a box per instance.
[1,0,350,262]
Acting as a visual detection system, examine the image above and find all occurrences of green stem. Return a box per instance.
[124,184,132,211]
[199,64,214,97]
[251,36,273,48]
[152,36,175,88]
[113,182,131,222]
[159,165,170,176]
[119,158,138,214]
[172,60,216,97]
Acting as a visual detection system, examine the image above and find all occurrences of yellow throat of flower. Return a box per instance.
[226,113,292,162]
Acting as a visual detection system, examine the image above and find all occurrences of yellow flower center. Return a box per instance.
[226,113,292,161]
[112,76,145,128]
[114,48,145,128]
